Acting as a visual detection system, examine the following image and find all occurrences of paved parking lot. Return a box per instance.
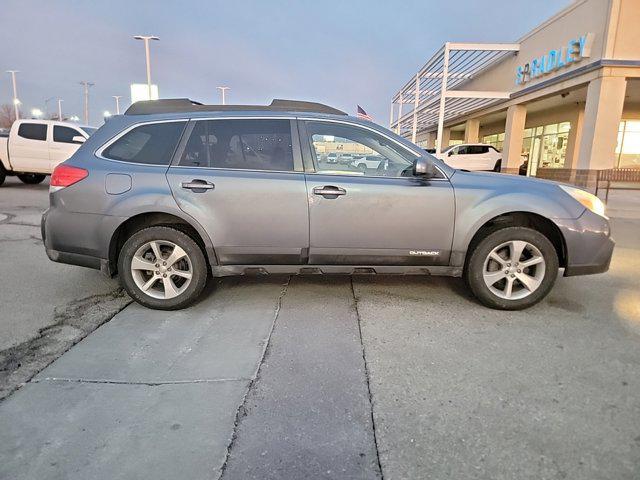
[0,178,639,479]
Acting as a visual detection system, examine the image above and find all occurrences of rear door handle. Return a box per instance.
[181,179,215,192]
[313,185,346,197]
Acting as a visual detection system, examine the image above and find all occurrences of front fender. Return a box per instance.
[449,172,585,264]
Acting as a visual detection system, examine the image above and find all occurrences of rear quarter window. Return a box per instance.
[102,122,186,165]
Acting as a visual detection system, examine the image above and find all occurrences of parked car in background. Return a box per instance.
[351,155,383,172]
[0,119,96,186]
[436,143,502,172]
[43,98,613,312]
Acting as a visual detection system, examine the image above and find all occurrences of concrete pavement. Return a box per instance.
[0,177,127,399]
[0,277,288,480]
[0,181,638,479]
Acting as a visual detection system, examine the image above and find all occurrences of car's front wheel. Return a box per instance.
[17,173,46,184]
[118,226,208,310]
[464,227,559,310]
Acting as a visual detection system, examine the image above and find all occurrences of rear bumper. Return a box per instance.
[42,207,123,276]
[556,209,615,277]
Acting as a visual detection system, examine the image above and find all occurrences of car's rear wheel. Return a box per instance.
[118,226,208,310]
[0,166,5,186]
[493,160,502,172]
[17,173,46,184]
[464,227,559,310]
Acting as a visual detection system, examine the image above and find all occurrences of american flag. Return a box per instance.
[356,105,373,121]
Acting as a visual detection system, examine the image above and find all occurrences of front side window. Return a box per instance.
[179,119,294,171]
[306,121,418,177]
[53,126,83,144]
[102,122,186,165]
[18,123,47,141]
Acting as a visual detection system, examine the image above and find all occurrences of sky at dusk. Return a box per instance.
[1,0,570,126]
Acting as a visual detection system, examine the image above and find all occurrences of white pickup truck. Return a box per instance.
[0,119,96,186]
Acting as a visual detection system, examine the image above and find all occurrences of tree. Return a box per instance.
[0,104,18,129]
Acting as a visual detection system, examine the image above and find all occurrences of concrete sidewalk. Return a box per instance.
[0,277,287,480]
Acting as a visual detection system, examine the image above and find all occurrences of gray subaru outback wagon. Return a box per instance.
[42,99,614,310]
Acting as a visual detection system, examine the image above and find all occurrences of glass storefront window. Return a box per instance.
[615,120,640,169]
[521,121,571,175]
[482,132,505,151]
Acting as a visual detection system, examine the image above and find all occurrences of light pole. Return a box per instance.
[6,70,20,120]
[133,35,159,100]
[79,81,94,125]
[216,86,230,105]
[112,95,122,114]
[58,99,63,120]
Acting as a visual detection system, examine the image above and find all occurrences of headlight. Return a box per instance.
[559,184,606,218]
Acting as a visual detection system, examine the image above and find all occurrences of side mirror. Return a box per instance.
[72,136,86,144]
[447,150,454,157]
[413,158,436,177]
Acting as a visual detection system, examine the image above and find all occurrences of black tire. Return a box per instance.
[464,226,559,310]
[0,166,5,187]
[17,173,46,184]
[493,160,502,172]
[118,226,208,310]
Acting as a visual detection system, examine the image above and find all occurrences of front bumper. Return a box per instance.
[556,209,615,277]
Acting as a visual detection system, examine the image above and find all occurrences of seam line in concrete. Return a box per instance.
[32,377,251,386]
[350,277,384,480]
[217,275,291,479]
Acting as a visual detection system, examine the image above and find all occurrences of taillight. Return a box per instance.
[50,165,88,190]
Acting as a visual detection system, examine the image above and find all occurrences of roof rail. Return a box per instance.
[124,98,347,116]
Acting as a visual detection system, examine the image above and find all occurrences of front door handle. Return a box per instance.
[181,179,215,192]
[313,185,346,197]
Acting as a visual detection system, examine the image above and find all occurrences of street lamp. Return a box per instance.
[112,95,122,115]
[58,99,63,121]
[216,86,230,105]
[133,35,159,101]
[6,71,20,120]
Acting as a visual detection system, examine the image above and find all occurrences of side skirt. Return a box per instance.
[210,264,463,278]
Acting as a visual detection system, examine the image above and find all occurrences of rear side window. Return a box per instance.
[179,119,294,171]
[18,123,47,141]
[54,126,83,144]
[102,122,186,165]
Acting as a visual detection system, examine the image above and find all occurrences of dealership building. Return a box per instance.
[390,0,640,185]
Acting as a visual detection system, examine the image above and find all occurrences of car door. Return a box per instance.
[445,145,466,169]
[50,125,84,170]
[467,145,492,170]
[300,119,455,266]
[166,117,309,265]
[11,122,49,172]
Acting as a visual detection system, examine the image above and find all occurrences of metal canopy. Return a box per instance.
[390,42,520,154]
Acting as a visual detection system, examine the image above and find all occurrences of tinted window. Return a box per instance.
[179,119,294,171]
[103,122,185,165]
[18,123,47,141]
[53,126,83,144]
[466,145,489,155]
[306,121,418,177]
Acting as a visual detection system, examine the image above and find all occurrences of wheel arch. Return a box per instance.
[462,211,567,271]
[108,211,217,276]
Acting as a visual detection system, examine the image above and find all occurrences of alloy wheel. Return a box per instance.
[130,240,193,299]
[482,240,546,300]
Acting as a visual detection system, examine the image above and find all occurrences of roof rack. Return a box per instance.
[124,98,347,116]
